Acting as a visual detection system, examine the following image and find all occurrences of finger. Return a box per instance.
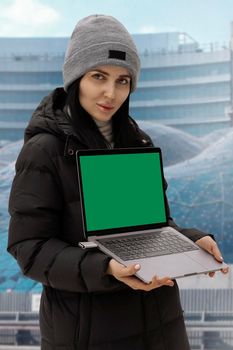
[156,276,174,287]
[208,271,215,277]
[118,263,141,278]
[211,244,223,262]
[139,276,165,291]
[136,275,174,290]
[118,275,173,291]
[117,275,151,291]
[150,276,174,288]
[221,267,229,274]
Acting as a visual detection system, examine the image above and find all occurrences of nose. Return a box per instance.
[103,82,116,100]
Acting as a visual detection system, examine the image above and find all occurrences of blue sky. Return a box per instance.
[0,0,232,45]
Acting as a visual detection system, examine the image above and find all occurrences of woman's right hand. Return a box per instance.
[106,259,174,291]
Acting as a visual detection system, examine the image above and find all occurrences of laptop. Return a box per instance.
[76,147,226,283]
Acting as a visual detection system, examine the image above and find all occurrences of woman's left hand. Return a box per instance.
[195,236,229,277]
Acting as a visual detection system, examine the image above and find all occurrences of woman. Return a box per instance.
[7,15,228,350]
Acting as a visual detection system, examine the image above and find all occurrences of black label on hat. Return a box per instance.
[109,50,126,60]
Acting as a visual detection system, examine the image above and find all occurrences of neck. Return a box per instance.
[93,118,114,145]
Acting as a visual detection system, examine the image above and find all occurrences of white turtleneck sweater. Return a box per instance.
[65,105,114,147]
[93,118,114,147]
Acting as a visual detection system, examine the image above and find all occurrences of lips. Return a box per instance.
[97,103,114,111]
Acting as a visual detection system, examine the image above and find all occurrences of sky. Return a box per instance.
[0,0,232,45]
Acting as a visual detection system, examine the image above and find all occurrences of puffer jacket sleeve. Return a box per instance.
[7,139,124,293]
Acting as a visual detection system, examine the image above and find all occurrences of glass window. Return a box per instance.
[0,90,52,103]
[131,82,230,101]
[130,102,228,120]
[0,110,32,122]
[0,72,63,85]
[140,62,230,82]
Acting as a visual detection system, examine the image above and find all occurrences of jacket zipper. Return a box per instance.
[105,141,113,149]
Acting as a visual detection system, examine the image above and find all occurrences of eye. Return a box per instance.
[117,78,130,85]
[91,73,105,80]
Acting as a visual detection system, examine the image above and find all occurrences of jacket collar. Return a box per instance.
[25,88,152,158]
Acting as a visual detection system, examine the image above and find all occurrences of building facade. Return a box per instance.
[132,44,231,135]
[0,30,232,141]
[1,32,233,350]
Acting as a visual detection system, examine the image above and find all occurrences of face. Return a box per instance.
[79,65,131,122]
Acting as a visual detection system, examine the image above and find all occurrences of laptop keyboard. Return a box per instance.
[97,230,199,261]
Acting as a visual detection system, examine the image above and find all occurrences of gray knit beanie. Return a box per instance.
[63,14,140,92]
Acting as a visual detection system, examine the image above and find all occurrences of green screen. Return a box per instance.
[79,152,166,232]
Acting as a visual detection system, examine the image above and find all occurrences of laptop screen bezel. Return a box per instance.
[76,147,169,238]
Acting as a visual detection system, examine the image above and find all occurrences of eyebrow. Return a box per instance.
[91,69,131,79]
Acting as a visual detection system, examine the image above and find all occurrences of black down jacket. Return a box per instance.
[8,88,207,350]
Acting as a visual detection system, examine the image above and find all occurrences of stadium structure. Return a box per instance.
[0,27,232,141]
[0,26,233,348]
